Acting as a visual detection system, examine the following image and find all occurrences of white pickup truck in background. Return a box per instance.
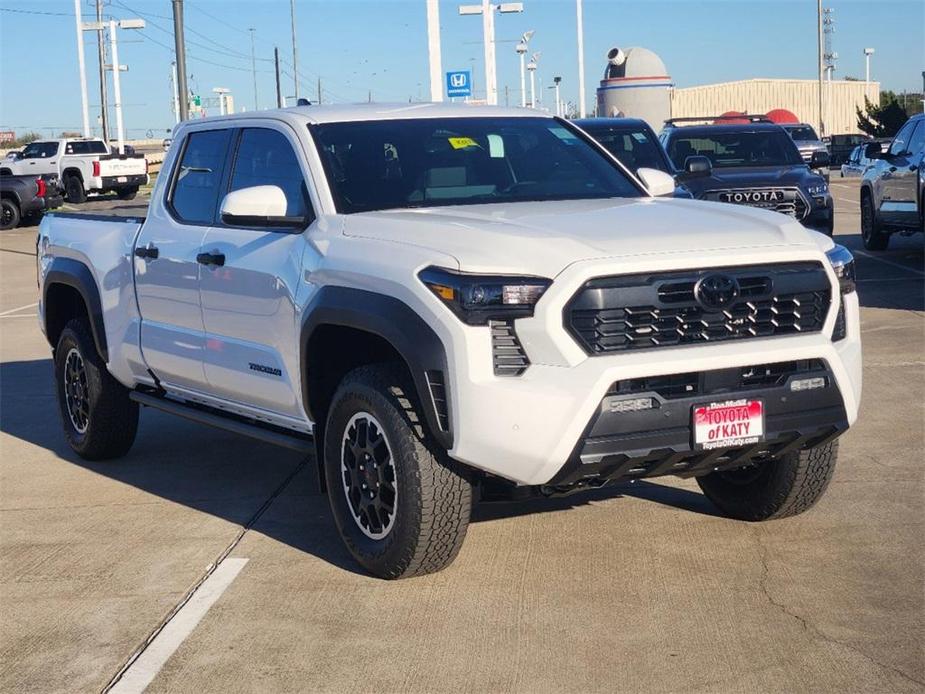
[1,138,148,203]
[37,104,862,579]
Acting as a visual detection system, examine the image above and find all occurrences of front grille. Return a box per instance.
[566,263,831,355]
[701,187,809,220]
[610,359,827,400]
[490,320,530,376]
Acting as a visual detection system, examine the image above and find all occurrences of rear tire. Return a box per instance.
[861,191,889,250]
[323,364,472,579]
[54,318,138,460]
[0,198,20,230]
[117,186,138,201]
[65,176,87,204]
[697,441,838,521]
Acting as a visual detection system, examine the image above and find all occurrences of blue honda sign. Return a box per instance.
[446,70,472,98]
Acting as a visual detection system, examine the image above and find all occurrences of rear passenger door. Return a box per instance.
[198,124,316,424]
[135,127,233,391]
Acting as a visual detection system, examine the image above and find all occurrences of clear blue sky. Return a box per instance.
[0,0,922,137]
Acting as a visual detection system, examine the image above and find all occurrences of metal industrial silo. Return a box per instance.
[596,47,672,129]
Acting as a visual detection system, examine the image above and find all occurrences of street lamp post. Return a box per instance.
[515,30,533,108]
[213,87,230,116]
[107,17,144,154]
[458,2,524,105]
[526,53,538,108]
[552,76,562,117]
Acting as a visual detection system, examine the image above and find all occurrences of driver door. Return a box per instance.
[880,119,920,225]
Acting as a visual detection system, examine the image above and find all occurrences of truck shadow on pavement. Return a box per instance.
[1,357,722,574]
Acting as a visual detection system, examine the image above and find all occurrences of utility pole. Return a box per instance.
[816,0,824,136]
[317,77,322,105]
[290,0,300,100]
[504,84,509,106]
[172,0,189,121]
[73,0,91,137]
[426,0,443,102]
[576,0,586,117]
[249,28,258,111]
[96,0,110,141]
[527,54,537,108]
[274,48,283,108]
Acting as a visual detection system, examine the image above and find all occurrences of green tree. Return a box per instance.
[9,132,41,148]
[857,92,910,137]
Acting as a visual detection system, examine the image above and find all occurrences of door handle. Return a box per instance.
[134,244,159,260]
[196,251,225,267]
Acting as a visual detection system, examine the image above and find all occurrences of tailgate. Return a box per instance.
[98,155,147,177]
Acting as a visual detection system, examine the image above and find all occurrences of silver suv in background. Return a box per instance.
[860,114,925,250]
[782,123,829,179]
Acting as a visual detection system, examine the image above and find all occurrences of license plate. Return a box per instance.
[693,399,765,450]
[117,176,127,183]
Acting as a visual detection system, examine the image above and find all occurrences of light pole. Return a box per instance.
[290,0,299,100]
[73,0,90,137]
[107,18,144,154]
[576,0,586,117]
[864,47,874,95]
[249,28,258,111]
[552,76,562,116]
[213,87,230,116]
[515,30,533,108]
[527,53,538,108]
[426,0,443,101]
[458,2,524,105]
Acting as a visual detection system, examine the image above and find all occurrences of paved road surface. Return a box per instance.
[1,181,922,693]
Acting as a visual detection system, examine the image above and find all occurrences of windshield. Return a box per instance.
[579,125,671,174]
[785,125,819,141]
[666,130,804,169]
[311,117,642,214]
[21,142,59,159]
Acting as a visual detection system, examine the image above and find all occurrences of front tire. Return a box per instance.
[861,191,889,250]
[696,441,838,521]
[1,198,20,230]
[324,364,472,579]
[54,318,139,460]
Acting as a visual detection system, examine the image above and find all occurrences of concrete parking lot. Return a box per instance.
[1,182,922,693]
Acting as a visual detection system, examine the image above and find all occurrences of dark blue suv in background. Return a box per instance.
[658,116,834,235]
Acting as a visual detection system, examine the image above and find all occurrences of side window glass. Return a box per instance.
[889,121,916,157]
[170,129,232,224]
[905,121,925,158]
[229,128,310,218]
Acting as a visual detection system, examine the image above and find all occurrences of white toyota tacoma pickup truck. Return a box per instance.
[37,104,862,578]
[3,137,148,203]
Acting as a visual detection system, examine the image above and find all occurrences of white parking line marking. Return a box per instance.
[853,250,925,277]
[834,196,858,206]
[0,314,37,318]
[0,301,38,316]
[108,557,248,694]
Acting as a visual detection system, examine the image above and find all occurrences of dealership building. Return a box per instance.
[596,46,879,135]
[670,78,880,135]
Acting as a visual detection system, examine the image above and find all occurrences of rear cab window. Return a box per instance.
[169,129,233,224]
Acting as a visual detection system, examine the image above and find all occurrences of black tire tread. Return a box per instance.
[326,364,471,579]
[698,441,838,521]
[55,318,138,460]
[861,191,889,251]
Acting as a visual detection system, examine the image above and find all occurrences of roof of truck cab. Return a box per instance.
[188,102,550,127]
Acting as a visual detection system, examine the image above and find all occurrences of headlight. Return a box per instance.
[419,266,551,325]
[806,182,829,196]
[825,244,855,294]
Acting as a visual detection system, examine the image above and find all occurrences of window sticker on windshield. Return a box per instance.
[632,132,648,142]
[448,137,481,150]
[487,134,505,158]
[549,126,578,142]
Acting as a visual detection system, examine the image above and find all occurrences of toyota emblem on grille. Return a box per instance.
[695,274,740,310]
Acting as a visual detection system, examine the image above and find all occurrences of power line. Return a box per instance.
[0,7,72,17]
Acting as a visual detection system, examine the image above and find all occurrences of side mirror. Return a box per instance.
[810,150,830,168]
[682,155,712,177]
[864,142,882,160]
[636,167,676,197]
[220,185,308,229]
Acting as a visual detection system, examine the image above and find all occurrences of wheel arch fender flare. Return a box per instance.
[62,167,84,182]
[43,257,108,362]
[300,286,453,450]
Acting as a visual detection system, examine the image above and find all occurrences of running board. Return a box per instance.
[129,391,313,453]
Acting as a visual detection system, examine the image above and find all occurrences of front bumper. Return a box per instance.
[545,359,846,491]
[443,248,861,486]
[804,197,834,233]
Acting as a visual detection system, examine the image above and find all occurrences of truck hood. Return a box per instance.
[343,197,816,278]
[684,165,821,195]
